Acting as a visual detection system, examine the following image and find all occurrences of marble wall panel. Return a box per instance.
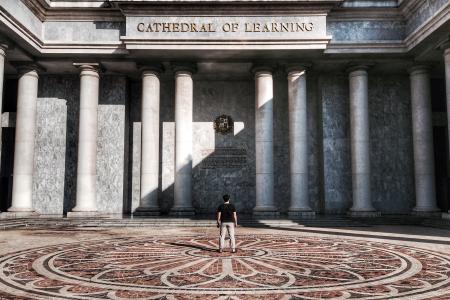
[192,80,255,214]
[38,75,79,213]
[33,98,67,215]
[320,74,353,213]
[38,75,128,215]
[368,75,415,213]
[320,73,415,214]
[328,20,406,42]
[44,21,124,42]
[97,76,127,214]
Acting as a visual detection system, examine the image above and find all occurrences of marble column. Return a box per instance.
[68,64,100,217]
[347,66,379,217]
[287,66,314,218]
[0,44,7,189]
[135,64,164,216]
[171,63,196,216]
[4,64,40,217]
[253,66,278,217]
[409,66,440,216]
[445,48,450,217]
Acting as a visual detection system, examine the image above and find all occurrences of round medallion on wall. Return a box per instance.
[214,114,234,135]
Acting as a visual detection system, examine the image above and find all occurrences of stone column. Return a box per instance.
[0,44,7,170]
[171,63,196,216]
[445,48,450,217]
[409,66,440,216]
[347,66,379,217]
[68,64,100,217]
[135,64,164,216]
[253,66,278,217]
[287,66,314,218]
[4,64,40,217]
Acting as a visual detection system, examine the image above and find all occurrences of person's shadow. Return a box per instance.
[168,242,218,252]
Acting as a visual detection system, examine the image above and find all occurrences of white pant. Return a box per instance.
[219,222,236,250]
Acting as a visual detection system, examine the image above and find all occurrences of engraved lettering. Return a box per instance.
[222,23,231,32]
[137,23,145,32]
[181,23,190,32]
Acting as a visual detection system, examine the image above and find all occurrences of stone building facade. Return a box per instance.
[0,0,449,218]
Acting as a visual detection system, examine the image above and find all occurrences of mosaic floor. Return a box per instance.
[0,227,450,299]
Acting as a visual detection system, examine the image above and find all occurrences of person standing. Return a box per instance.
[216,194,238,253]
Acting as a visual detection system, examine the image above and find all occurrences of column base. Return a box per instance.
[169,207,195,217]
[288,210,316,219]
[133,207,161,216]
[67,211,100,218]
[253,207,279,218]
[347,210,381,218]
[0,210,39,219]
[411,207,441,217]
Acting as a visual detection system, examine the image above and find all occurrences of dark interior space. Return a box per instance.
[0,78,17,211]
[431,78,449,212]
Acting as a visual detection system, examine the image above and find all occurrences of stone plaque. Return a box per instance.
[123,15,328,49]
[200,147,247,169]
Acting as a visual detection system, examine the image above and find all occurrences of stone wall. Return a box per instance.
[37,75,79,214]
[33,72,415,216]
[368,75,415,213]
[130,73,322,215]
[320,73,415,214]
[320,74,353,213]
[36,75,128,215]
[33,98,67,215]
[96,76,128,214]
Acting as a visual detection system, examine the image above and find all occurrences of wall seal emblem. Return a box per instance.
[214,115,234,135]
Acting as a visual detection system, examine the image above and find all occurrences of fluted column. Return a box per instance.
[347,66,379,217]
[0,44,7,192]
[171,63,196,216]
[4,64,40,217]
[135,64,164,216]
[409,66,440,216]
[253,66,278,217]
[287,66,314,218]
[68,63,100,217]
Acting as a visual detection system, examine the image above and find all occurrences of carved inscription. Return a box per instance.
[126,16,326,41]
[201,148,247,169]
[137,22,314,33]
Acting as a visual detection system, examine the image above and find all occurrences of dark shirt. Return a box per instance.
[217,203,236,222]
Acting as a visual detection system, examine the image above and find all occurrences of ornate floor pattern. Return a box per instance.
[0,235,450,299]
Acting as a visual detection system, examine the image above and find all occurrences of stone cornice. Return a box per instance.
[327,7,403,21]
[21,0,123,21]
[399,0,426,19]
[404,2,450,51]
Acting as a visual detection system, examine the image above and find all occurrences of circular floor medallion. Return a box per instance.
[0,235,449,299]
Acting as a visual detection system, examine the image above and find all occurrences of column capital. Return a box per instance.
[73,63,102,75]
[0,43,8,57]
[138,63,165,76]
[436,36,450,52]
[346,63,373,75]
[12,62,44,77]
[171,62,197,75]
[285,63,311,77]
[408,65,430,76]
[251,64,275,76]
